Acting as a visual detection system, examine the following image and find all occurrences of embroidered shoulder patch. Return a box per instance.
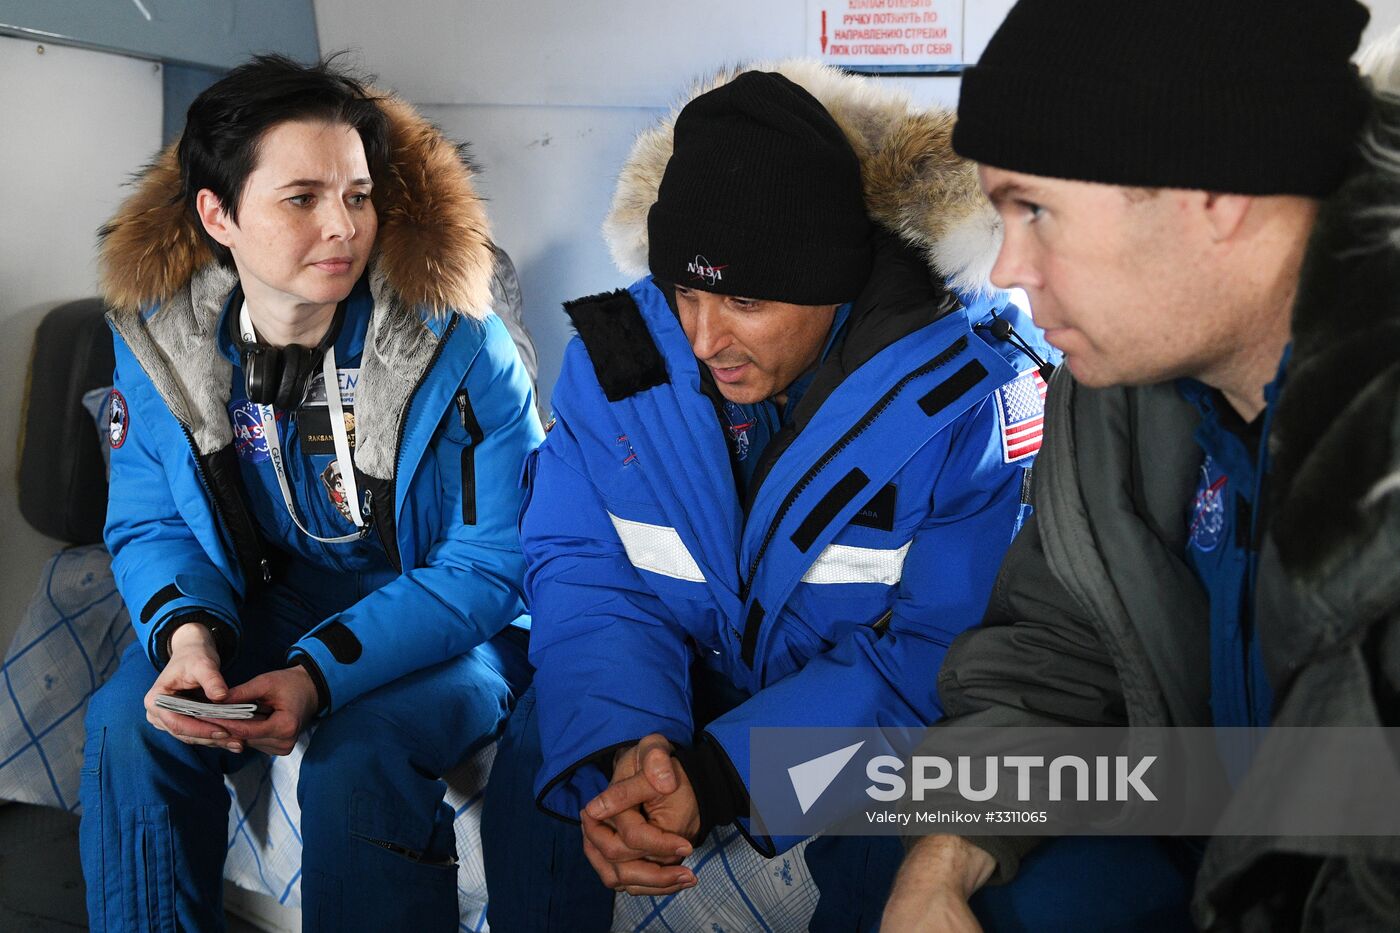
[995,369,1046,463]
[108,390,129,450]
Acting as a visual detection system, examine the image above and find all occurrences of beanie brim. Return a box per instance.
[954,66,1369,198]
[647,202,871,305]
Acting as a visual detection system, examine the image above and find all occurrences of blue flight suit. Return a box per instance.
[81,276,539,932]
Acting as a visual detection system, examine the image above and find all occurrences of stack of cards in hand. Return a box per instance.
[154,694,262,720]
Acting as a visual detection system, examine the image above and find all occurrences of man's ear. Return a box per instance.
[1201,192,1252,243]
[195,188,235,248]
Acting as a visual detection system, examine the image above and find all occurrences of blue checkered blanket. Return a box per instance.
[0,545,821,932]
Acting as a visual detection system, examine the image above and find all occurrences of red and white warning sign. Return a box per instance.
[808,0,966,72]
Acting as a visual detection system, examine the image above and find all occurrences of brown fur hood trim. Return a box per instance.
[603,59,1001,295]
[99,94,494,318]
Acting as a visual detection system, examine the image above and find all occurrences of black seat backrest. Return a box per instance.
[19,299,114,544]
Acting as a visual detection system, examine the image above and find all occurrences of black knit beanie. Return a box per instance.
[954,0,1371,196]
[647,71,873,304]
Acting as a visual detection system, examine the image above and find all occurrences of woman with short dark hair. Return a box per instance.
[81,55,539,931]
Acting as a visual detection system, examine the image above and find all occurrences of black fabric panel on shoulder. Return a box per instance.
[918,360,989,417]
[312,621,363,665]
[563,289,669,402]
[791,468,871,554]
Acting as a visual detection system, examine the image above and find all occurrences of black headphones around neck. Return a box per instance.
[234,297,349,410]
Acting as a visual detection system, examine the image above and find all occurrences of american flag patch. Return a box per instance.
[995,369,1047,463]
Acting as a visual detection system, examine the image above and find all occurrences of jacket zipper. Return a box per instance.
[362,837,456,867]
[736,338,968,669]
[375,316,460,571]
[740,337,967,603]
[179,423,271,584]
[455,389,484,525]
[371,493,398,572]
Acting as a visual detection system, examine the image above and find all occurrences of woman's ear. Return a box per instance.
[196,188,235,249]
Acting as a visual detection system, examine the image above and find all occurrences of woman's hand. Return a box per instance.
[143,621,242,752]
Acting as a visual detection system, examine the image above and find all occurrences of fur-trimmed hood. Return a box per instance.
[603,59,1001,295]
[1268,86,1400,599]
[99,95,494,319]
[99,95,501,482]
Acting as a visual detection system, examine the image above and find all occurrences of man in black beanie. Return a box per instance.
[885,2,1400,931]
[482,66,1058,930]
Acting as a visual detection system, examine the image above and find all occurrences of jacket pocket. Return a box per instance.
[460,448,477,525]
[348,789,457,870]
[81,728,105,776]
[517,446,541,535]
[455,389,484,525]
[124,805,177,933]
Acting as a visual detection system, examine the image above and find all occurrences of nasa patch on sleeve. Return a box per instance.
[108,390,129,450]
[228,399,270,463]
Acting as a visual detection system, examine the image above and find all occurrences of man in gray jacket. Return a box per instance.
[883,0,1400,930]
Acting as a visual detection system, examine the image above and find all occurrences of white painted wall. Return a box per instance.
[314,0,1014,109]
[0,36,163,647]
[1365,2,1400,52]
[417,102,671,408]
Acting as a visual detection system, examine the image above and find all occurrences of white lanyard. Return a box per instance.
[240,302,367,544]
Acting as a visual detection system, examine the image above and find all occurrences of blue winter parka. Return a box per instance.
[525,273,1049,853]
[96,97,542,713]
[105,271,541,712]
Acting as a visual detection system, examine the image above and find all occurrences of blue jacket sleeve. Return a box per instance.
[104,350,242,669]
[521,352,697,821]
[704,396,1028,854]
[288,319,542,712]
